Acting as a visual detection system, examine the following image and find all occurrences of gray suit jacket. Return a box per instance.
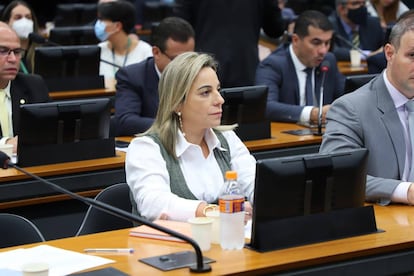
[320,73,404,204]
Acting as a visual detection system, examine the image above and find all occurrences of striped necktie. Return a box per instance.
[352,30,360,48]
[0,89,10,137]
[406,100,414,180]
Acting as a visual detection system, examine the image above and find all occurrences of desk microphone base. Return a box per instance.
[139,251,214,272]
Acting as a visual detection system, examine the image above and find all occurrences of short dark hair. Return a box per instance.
[389,10,414,50]
[97,0,136,34]
[151,17,195,52]
[294,10,333,38]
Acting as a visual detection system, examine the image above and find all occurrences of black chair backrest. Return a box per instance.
[54,3,97,27]
[76,183,133,236]
[49,26,99,46]
[344,74,379,94]
[0,213,45,248]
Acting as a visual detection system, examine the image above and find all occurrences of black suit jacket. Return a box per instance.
[174,0,284,88]
[328,12,384,61]
[115,57,159,136]
[0,73,50,138]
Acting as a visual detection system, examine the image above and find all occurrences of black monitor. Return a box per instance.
[344,73,378,94]
[17,98,115,167]
[249,148,378,252]
[34,45,104,91]
[220,85,270,141]
[54,3,97,27]
[49,26,99,46]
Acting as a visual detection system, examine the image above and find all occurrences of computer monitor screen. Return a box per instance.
[344,74,378,94]
[54,3,97,27]
[220,85,270,141]
[34,45,104,91]
[49,26,99,45]
[250,148,370,251]
[18,98,115,167]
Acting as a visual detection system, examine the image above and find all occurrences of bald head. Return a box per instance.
[0,21,22,87]
[0,22,19,41]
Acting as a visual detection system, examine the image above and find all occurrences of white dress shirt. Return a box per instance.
[289,45,314,123]
[126,128,256,222]
[383,70,412,203]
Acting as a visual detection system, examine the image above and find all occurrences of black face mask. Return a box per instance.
[347,6,368,25]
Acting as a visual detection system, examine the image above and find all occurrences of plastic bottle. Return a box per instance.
[219,170,245,250]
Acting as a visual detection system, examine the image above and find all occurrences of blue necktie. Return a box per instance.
[304,67,313,106]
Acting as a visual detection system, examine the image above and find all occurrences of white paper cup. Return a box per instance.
[205,209,220,244]
[0,144,13,159]
[188,217,213,251]
[22,262,49,276]
[350,49,361,67]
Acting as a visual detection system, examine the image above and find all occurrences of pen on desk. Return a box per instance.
[84,248,134,254]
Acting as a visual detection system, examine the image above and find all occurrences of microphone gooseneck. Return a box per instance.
[0,151,211,273]
[314,60,330,136]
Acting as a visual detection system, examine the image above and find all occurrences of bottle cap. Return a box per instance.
[225,171,237,180]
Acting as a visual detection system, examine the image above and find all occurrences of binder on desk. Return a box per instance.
[129,220,191,242]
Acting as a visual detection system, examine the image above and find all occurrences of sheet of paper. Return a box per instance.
[0,245,114,276]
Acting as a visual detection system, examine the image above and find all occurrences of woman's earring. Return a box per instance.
[177,112,185,136]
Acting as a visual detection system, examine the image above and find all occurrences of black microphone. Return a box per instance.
[313,60,330,136]
[0,151,212,273]
[334,33,368,58]
[28,33,122,69]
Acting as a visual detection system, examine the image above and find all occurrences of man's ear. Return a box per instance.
[384,43,394,62]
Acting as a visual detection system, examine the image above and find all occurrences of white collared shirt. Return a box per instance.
[289,45,314,123]
[383,70,413,203]
[126,129,256,221]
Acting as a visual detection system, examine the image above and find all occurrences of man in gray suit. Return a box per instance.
[320,11,414,205]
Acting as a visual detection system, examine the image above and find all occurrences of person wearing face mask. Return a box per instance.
[1,0,40,74]
[94,0,152,82]
[328,0,385,61]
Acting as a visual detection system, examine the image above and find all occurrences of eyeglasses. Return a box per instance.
[161,50,176,61]
[0,46,25,58]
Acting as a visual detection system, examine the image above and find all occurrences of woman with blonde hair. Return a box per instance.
[126,52,255,222]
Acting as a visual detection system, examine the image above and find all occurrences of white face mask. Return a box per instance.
[12,17,34,39]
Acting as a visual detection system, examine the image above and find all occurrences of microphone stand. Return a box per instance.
[3,158,212,273]
[313,72,326,136]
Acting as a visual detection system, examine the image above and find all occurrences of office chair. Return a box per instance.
[0,213,45,248]
[76,183,133,236]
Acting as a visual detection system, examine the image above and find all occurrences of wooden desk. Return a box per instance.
[3,204,414,275]
[338,60,368,75]
[119,122,322,159]
[49,78,116,100]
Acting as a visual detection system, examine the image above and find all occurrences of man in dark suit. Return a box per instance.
[114,17,195,136]
[173,0,285,88]
[329,0,384,61]
[0,22,49,153]
[255,10,345,125]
